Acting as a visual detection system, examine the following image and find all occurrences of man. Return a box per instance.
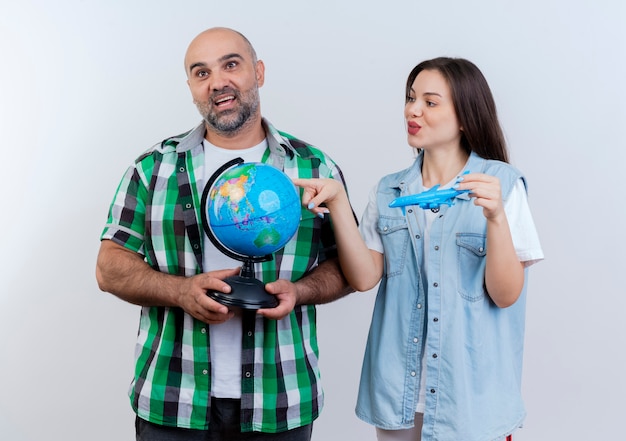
[96,27,353,440]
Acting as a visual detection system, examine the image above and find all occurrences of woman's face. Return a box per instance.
[404,69,462,152]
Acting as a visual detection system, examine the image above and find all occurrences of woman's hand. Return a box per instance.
[292,178,347,216]
[457,173,504,221]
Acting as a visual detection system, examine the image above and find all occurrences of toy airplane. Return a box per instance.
[389,171,470,213]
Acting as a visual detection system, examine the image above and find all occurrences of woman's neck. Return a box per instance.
[421,149,469,188]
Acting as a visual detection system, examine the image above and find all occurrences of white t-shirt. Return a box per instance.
[359,177,544,412]
[202,138,267,398]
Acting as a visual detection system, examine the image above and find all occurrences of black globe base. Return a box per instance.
[208,275,278,310]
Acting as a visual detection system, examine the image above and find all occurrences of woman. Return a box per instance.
[294,57,543,441]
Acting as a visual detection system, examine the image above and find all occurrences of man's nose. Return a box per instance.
[210,71,230,91]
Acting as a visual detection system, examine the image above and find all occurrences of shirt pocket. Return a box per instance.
[377,216,410,278]
[456,233,487,301]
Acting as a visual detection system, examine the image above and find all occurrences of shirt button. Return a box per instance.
[413,338,419,343]
[434,245,439,251]
[430,389,436,394]
[417,303,422,309]
[245,372,251,378]
[247,331,253,337]
[185,203,192,209]
[433,282,439,287]
[202,369,208,375]
[433,353,438,358]
[479,247,484,252]
[201,328,207,334]
[415,234,421,239]
[433,317,438,322]
[408,209,413,213]
[383,226,389,231]
[179,167,185,172]
[411,371,416,377]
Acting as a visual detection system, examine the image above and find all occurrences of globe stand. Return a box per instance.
[201,158,279,310]
[207,259,278,310]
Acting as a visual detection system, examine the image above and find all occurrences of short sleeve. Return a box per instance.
[100,165,147,255]
[358,185,384,254]
[504,179,544,267]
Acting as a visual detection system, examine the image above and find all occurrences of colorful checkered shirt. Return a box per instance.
[101,119,347,432]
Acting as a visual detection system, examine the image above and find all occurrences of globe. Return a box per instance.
[206,162,301,258]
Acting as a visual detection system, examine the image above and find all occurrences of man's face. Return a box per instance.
[185,29,265,137]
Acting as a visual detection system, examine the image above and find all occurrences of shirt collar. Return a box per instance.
[173,118,297,161]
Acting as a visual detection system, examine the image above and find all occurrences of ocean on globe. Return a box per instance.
[207,162,302,257]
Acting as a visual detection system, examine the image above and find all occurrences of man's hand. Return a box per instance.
[257,279,298,320]
[177,268,240,324]
[257,258,355,320]
[96,239,242,323]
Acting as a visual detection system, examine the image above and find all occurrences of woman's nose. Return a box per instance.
[407,101,423,117]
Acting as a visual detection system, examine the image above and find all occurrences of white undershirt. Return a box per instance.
[359,176,544,412]
[202,138,267,398]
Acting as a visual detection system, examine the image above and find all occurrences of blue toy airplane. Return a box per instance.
[389,171,471,213]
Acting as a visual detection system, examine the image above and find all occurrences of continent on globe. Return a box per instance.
[207,162,302,257]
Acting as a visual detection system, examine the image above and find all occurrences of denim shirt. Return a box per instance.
[355,152,528,441]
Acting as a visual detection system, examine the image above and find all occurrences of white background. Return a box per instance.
[1,1,624,439]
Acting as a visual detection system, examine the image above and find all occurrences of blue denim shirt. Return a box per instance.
[355,152,528,441]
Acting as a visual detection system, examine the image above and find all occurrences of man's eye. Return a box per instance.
[225,61,238,69]
[197,71,209,78]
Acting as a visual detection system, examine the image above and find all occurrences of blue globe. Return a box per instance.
[206,162,302,257]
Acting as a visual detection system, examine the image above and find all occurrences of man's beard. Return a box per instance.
[196,86,260,137]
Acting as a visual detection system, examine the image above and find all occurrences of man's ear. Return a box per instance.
[256,60,265,87]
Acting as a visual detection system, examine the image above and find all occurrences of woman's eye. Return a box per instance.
[426,101,436,107]
[406,96,415,103]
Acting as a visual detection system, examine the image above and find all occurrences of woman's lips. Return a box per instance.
[407,121,421,135]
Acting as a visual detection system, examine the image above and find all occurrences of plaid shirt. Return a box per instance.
[101,119,347,432]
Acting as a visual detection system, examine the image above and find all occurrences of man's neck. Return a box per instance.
[204,115,266,150]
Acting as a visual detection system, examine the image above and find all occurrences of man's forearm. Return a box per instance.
[96,239,185,307]
[294,257,354,305]
[97,240,241,323]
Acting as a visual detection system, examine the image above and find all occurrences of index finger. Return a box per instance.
[206,267,240,281]
[292,178,312,188]
[197,268,239,294]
